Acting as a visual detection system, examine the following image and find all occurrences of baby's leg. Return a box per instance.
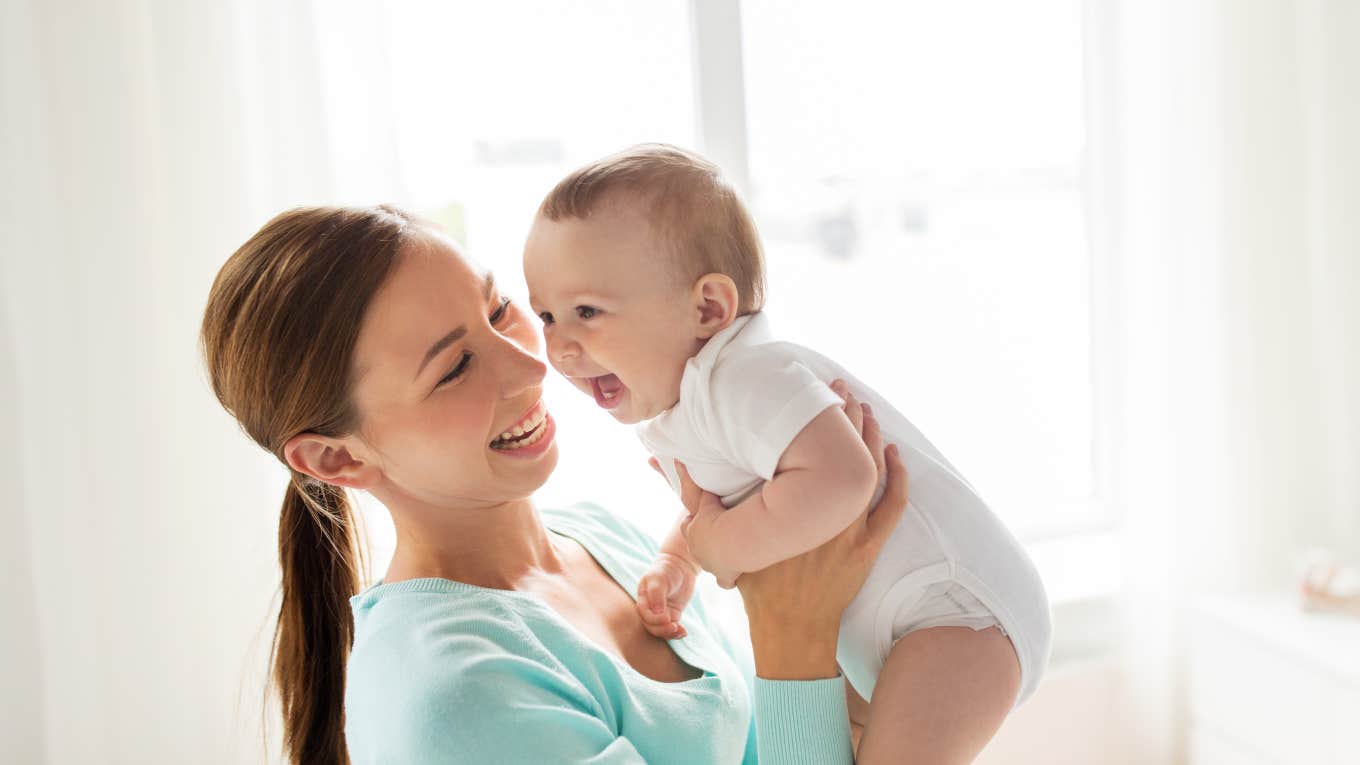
[856,626,1019,764]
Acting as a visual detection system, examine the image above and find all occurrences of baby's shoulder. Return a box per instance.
[708,339,844,397]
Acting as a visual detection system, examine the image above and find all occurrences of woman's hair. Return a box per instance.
[538,143,766,315]
[201,204,419,765]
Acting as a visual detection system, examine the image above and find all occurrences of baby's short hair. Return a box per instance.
[538,144,766,315]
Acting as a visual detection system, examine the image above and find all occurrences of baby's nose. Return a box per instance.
[547,333,580,366]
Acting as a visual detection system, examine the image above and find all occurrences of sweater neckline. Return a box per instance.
[353,510,721,687]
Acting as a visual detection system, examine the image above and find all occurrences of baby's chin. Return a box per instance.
[608,409,647,425]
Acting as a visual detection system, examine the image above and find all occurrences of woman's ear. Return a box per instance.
[283,433,381,490]
[692,273,740,340]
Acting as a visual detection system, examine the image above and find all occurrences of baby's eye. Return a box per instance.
[575,306,598,320]
[538,311,554,325]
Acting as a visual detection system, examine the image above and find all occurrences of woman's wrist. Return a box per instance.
[747,614,841,680]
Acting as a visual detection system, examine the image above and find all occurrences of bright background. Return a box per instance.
[2,1,1357,763]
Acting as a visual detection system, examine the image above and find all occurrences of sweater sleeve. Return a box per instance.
[695,582,855,765]
[397,652,650,764]
[752,677,855,765]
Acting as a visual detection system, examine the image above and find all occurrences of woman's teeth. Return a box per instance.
[491,403,548,449]
[492,423,548,450]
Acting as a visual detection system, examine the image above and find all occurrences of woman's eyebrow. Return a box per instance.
[415,326,466,380]
[413,273,495,380]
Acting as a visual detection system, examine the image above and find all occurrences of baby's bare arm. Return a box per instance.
[691,405,878,579]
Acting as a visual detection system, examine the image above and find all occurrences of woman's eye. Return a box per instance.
[489,297,512,325]
[575,306,598,320]
[538,311,554,325]
[438,352,472,386]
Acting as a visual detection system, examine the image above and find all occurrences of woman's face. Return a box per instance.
[348,233,558,510]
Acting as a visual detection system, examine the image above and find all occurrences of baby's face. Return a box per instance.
[523,206,703,424]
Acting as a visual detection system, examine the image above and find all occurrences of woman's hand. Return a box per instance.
[738,380,907,679]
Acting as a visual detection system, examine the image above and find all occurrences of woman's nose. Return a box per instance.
[496,333,548,398]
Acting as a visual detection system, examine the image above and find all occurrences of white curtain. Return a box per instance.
[1107,0,1360,760]
[0,1,401,762]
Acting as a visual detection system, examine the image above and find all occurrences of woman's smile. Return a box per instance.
[489,399,557,458]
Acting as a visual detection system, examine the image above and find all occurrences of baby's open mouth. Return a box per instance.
[590,374,625,410]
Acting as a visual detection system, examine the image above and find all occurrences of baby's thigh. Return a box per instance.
[857,626,1019,764]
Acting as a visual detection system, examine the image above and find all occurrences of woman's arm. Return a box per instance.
[391,657,652,765]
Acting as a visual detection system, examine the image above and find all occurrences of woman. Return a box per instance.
[201,205,907,764]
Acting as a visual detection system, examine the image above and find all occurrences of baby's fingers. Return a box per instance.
[639,573,668,616]
[640,614,687,639]
[637,601,687,639]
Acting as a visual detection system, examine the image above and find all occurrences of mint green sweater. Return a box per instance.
[344,502,853,764]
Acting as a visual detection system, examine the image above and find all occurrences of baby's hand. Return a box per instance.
[636,553,698,640]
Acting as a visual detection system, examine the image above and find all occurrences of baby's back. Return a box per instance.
[749,341,1052,704]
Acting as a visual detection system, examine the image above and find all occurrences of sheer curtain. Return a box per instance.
[1106,0,1360,760]
[0,1,400,761]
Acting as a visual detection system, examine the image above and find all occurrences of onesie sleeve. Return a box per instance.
[707,344,845,480]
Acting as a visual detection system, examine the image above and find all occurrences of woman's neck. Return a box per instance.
[381,495,566,590]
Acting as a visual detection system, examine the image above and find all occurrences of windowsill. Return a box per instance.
[1026,527,1121,605]
[1025,529,1124,667]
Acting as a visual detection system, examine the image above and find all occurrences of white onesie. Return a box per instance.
[637,313,1051,705]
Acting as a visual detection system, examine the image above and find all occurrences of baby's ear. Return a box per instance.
[692,273,740,339]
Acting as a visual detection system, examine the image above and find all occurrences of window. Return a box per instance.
[358,2,1112,588]
[739,0,1096,537]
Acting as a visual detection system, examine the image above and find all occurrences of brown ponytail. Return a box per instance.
[201,205,420,764]
[273,475,367,764]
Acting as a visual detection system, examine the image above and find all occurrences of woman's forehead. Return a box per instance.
[356,238,492,372]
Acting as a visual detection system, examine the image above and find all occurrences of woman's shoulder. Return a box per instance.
[345,585,597,757]
[540,501,661,561]
[349,581,566,680]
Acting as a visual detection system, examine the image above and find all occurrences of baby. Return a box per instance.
[523,145,1051,740]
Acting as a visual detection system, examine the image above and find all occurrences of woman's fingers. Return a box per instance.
[863,445,908,553]
[863,405,885,478]
[832,380,865,437]
[674,461,701,517]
